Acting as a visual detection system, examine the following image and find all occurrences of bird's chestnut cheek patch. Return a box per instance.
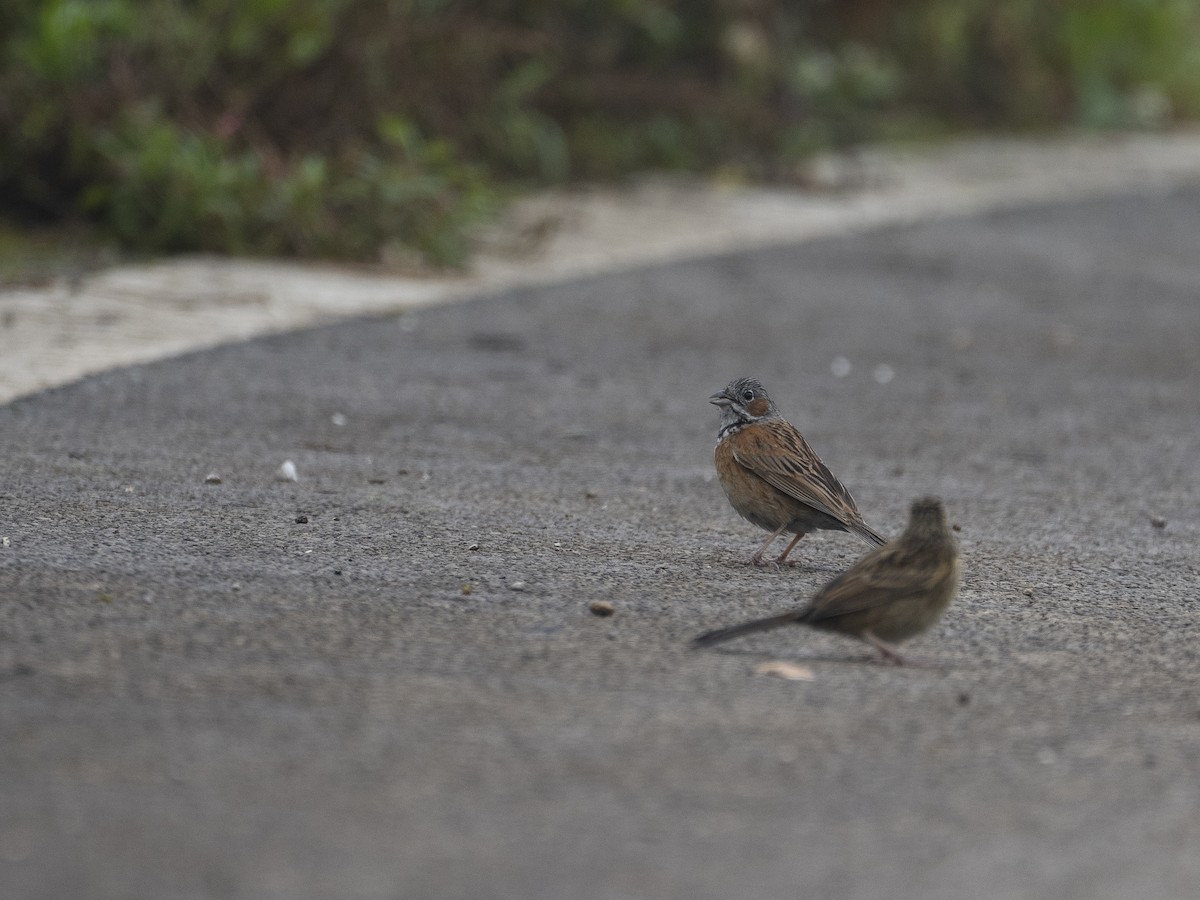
[746,397,771,417]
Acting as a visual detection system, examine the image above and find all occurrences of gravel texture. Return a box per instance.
[2,188,1199,899]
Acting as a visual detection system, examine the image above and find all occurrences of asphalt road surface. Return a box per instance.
[3,189,1199,900]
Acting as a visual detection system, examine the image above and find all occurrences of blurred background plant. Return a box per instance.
[3,0,1199,273]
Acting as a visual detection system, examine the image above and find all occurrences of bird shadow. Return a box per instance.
[720,560,843,576]
[695,645,969,672]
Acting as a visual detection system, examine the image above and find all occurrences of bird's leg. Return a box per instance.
[749,524,790,566]
[863,630,908,666]
[773,532,806,566]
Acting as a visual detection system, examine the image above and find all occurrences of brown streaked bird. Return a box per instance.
[692,496,959,665]
[711,376,886,566]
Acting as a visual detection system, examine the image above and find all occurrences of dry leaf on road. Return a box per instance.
[754,661,815,681]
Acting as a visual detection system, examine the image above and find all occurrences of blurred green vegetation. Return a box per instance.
[2,0,1200,269]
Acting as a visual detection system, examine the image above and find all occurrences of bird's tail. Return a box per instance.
[691,610,805,649]
[851,520,888,547]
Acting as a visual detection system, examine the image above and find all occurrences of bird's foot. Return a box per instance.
[747,554,779,568]
[864,631,909,666]
[747,551,803,569]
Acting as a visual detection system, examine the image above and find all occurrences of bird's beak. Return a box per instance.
[709,392,731,408]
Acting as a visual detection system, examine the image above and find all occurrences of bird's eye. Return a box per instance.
[741,389,754,402]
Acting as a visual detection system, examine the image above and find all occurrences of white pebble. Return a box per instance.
[331,412,347,427]
[275,460,299,482]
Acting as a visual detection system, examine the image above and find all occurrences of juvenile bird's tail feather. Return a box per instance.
[691,610,806,649]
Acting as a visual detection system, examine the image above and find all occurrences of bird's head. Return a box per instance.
[710,377,778,434]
